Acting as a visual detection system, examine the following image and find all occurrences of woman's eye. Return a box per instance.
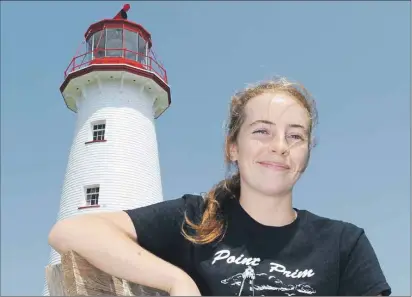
[253,129,269,134]
[288,134,304,140]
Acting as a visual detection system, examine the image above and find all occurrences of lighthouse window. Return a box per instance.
[92,30,106,58]
[93,123,106,141]
[124,29,138,61]
[86,37,93,62]
[85,186,99,206]
[106,28,123,57]
[137,35,147,64]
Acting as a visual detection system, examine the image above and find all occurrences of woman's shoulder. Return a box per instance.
[170,193,207,219]
[299,209,366,242]
[298,209,377,260]
[299,209,374,264]
[180,193,207,205]
[177,193,206,210]
[299,210,390,296]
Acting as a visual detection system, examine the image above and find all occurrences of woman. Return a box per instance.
[48,77,391,296]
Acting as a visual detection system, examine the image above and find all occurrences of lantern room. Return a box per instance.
[60,4,171,118]
[85,21,150,64]
[83,4,153,69]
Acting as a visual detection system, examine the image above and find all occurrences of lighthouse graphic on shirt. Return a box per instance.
[221,265,316,296]
[213,249,317,296]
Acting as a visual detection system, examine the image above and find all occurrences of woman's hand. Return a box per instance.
[169,273,202,296]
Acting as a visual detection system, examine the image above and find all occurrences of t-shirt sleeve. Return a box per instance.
[338,224,391,296]
[123,194,204,269]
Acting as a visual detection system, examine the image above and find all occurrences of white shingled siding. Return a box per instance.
[43,72,164,295]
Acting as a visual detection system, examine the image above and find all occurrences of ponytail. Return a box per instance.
[181,172,240,245]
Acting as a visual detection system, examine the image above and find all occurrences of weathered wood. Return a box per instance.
[46,263,67,295]
[46,251,169,296]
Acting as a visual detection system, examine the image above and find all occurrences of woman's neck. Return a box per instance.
[238,185,297,227]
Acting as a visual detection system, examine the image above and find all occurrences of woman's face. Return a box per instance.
[230,92,311,197]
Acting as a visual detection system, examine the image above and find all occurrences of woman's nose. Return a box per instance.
[269,135,289,155]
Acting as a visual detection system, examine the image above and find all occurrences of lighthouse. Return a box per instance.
[43,4,171,295]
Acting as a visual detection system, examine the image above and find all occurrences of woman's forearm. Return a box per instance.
[48,214,187,293]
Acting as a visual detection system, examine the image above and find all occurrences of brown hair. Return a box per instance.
[181,77,318,245]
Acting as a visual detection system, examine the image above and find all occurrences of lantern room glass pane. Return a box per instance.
[124,30,137,61]
[106,28,123,57]
[93,30,106,58]
[87,38,92,52]
[137,35,147,64]
[85,37,93,63]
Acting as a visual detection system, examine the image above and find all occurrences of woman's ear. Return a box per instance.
[229,142,239,162]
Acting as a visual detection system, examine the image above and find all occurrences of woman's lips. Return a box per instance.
[257,161,290,170]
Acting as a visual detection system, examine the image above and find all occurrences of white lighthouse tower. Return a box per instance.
[43,4,171,295]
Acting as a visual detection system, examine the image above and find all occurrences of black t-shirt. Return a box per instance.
[124,194,391,296]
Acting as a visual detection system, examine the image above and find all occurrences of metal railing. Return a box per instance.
[63,48,168,83]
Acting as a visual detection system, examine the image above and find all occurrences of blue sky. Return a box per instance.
[1,1,410,295]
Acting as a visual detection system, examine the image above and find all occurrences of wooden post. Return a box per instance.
[46,251,169,296]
